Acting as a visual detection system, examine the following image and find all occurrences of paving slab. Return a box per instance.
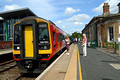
[36,44,77,80]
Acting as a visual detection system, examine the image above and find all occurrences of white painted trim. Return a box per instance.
[118,20,120,37]
[108,26,114,42]
[107,27,109,42]
[113,25,115,42]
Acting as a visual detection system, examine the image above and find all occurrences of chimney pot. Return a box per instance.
[103,3,110,15]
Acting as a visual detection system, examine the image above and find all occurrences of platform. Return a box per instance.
[0,49,12,55]
[36,44,78,80]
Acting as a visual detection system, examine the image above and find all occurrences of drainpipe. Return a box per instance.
[100,18,104,48]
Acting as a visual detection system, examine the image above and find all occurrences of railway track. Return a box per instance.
[0,59,17,73]
[14,74,39,80]
[14,74,23,80]
[0,48,67,80]
[0,59,15,66]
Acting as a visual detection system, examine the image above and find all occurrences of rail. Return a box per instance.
[0,61,16,73]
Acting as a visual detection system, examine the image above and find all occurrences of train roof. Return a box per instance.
[19,16,70,36]
[20,16,55,25]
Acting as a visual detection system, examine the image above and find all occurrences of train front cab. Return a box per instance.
[13,18,52,73]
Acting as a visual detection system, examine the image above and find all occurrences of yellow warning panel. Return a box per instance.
[24,26,34,57]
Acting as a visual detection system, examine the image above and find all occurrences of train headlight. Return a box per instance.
[17,47,20,50]
[44,46,47,49]
[14,46,20,50]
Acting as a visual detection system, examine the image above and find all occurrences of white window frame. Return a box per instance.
[118,20,120,37]
[108,26,114,42]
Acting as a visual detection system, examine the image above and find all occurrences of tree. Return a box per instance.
[71,32,82,39]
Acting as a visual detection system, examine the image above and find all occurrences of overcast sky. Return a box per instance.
[0,0,120,34]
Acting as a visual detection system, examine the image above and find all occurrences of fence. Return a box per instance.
[104,42,115,48]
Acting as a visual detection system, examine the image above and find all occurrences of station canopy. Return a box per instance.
[0,8,37,19]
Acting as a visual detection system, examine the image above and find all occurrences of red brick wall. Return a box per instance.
[0,41,12,49]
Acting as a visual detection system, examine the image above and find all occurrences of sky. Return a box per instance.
[0,0,120,35]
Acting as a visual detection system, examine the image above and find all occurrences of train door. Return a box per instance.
[60,33,63,49]
[24,26,34,57]
[57,33,60,52]
[52,32,57,54]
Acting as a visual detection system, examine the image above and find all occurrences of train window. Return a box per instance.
[38,23,49,41]
[60,34,63,42]
[57,33,59,42]
[14,24,20,50]
[53,32,56,42]
[38,22,50,50]
[14,24,20,44]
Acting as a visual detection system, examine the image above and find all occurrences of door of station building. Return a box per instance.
[24,26,34,58]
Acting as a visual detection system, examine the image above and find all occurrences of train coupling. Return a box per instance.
[25,60,33,69]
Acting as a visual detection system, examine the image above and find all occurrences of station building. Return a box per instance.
[0,8,37,49]
[82,3,120,50]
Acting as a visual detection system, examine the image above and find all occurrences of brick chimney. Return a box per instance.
[103,3,110,15]
[117,3,120,13]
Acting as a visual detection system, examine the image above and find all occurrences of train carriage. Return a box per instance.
[13,16,68,73]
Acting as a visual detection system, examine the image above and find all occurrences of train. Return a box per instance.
[12,16,69,73]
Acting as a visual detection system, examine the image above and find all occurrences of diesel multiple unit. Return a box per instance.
[13,16,68,73]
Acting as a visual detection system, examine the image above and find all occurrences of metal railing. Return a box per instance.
[104,42,115,48]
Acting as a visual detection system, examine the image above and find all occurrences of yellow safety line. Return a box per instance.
[77,46,83,80]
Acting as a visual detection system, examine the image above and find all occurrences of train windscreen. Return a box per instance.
[14,24,20,50]
[38,22,50,50]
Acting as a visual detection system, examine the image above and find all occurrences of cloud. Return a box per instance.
[93,3,104,13]
[4,4,21,11]
[6,0,13,2]
[67,14,90,22]
[62,25,66,28]
[106,0,120,13]
[74,22,83,26]
[56,20,62,24]
[93,0,120,13]
[26,0,56,19]
[65,7,80,15]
